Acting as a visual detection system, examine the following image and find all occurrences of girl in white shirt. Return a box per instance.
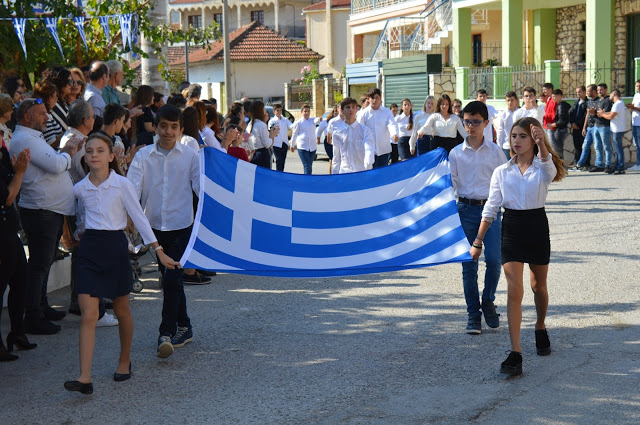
[65,133,179,395]
[409,96,435,155]
[247,100,279,169]
[395,99,414,161]
[470,117,567,377]
[418,94,467,153]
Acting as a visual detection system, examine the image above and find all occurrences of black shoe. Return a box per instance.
[182,271,211,285]
[500,351,522,376]
[6,333,37,351]
[43,306,67,321]
[114,362,132,382]
[197,269,217,277]
[535,329,551,356]
[605,167,614,174]
[481,302,500,328]
[25,319,61,335]
[588,166,604,172]
[0,343,18,362]
[55,248,68,261]
[613,169,625,175]
[68,306,81,316]
[64,380,93,394]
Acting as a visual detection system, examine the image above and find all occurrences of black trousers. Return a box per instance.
[0,232,27,336]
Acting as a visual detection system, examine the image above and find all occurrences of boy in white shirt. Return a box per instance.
[513,87,543,124]
[476,89,497,143]
[267,103,292,172]
[127,105,201,358]
[449,101,506,335]
[290,104,317,175]
[496,91,519,160]
[331,97,375,174]
[356,88,399,168]
[599,89,627,174]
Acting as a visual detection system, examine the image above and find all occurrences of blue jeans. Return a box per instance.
[594,126,612,168]
[298,149,315,175]
[577,127,597,167]
[273,144,288,171]
[632,126,640,166]
[154,227,192,337]
[373,153,390,168]
[547,128,568,160]
[458,203,502,319]
[612,131,626,170]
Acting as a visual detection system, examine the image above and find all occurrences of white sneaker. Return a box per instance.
[628,164,640,171]
[96,312,119,327]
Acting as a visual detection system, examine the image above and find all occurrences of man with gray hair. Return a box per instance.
[60,99,95,183]
[103,60,123,105]
[84,61,109,118]
[9,98,83,334]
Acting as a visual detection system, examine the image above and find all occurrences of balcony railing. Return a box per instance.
[351,0,409,15]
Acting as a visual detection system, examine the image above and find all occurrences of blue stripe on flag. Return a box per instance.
[250,200,456,258]
[291,175,450,228]
[202,192,234,241]
[204,147,237,193]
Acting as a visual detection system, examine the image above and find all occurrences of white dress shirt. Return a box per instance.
[247,119,272,150]
[327,116,343,135]
[356,105,398,156]
[9,125,74,215]
[632,93,640,126]
[180,135,200,152]
[268,116,292,148]
[84,83,107,118]
[127,141,200,231]
[395,113,415,138]
[513,106,543,124]
[74,170,157,244]
[201,126,224,151]
[481,153,557,222]
[496,108,517,150]
[449,138,507,201]
[482,104,498,143]
[316,119,329,144]
[291,117,317,152]
[409,111,431,150]
[420,113,467,139]
[331,120,375,174]
[59,127,88,184]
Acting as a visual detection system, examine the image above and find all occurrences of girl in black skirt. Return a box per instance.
[64,133,180,395]
[469,117,567,376]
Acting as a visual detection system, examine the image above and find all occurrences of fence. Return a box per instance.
[326,79,345,109]
[287,83,313,109]
[559,64,634,96]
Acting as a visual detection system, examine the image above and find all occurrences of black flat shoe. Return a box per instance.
[500,351,522,376]
[43,306,67,321]
[6,333,37,351]
[0,344,18,362]
[24,319,61,335]
[113,362,132,382]
[535,329,551,356]
[64,380,93,394]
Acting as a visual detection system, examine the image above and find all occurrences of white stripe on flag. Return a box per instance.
[291,186,454,245]
[186,250,241,271]
[292,161,450,212]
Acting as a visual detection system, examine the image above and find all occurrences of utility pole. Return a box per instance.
[223,0,232,109]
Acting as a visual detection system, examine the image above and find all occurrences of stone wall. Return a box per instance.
[556,5,586,68]
[430,67,456,98]
[560,132,637,166]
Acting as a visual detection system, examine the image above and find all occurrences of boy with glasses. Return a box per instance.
[449,101,506,335]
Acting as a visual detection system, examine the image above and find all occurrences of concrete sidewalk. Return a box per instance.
[1,165,639,425]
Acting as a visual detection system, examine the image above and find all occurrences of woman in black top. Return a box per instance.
[42,67,73,133]
[0,146,37,361]
[132,85,156,146]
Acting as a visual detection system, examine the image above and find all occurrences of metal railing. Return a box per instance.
[351,0,407,14]
[326,79,344,108]
[467,65,544,99]
[288,83,313,110]
[562,63,634,96]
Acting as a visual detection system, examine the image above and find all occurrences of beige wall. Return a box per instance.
[306,9,351,76]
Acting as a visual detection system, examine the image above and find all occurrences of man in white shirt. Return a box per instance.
[290,104,317,175]
[626,80,640,171]
[331,97,375,174]
[448,101,506,335]
[84,61,109,119]
[496,91,519,160]
[267,104,292,172]
[513,87,543,124]
[9,98,83,334]
[356,88,398,168]
[127,105,201,358]
[598,89,627,174]
[475,89,497,143]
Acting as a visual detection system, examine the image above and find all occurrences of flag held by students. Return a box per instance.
[180,148,472,277]
[45,17,64,59]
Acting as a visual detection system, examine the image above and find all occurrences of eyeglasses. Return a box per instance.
[22,98,43,113]
[463,119,485,128]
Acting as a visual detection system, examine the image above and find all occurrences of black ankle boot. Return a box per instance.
[7,333,37,352]
[500,351,522,376]
[0,342,18,362]
[535,329,551,356]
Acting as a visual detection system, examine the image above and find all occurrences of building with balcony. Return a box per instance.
[168,0,313,39]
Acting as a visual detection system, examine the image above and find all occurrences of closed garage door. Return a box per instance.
[384,74,429,109]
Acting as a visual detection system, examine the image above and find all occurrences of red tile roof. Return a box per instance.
[303,0,352,12]
[170,21,322,65]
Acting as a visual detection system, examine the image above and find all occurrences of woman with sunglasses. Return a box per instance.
[68,68,86,102]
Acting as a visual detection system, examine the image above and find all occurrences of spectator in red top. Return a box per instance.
[542,83,556,138]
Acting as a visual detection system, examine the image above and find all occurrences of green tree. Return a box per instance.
[0,0,218,87]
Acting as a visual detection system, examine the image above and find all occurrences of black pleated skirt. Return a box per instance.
[77,230,133,299]
[501,208,550,265]
[432,136,462,154]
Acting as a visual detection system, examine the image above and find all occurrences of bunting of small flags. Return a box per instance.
[119,13,132,50]
[12,18,27,59]
[73,16,88,50]
[44,17,65,59]
[99,16,111,44]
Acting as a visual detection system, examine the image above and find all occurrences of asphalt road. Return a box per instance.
[1,155,639,425]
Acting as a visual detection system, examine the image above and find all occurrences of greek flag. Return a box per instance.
[73,16,88,50]
[180,148,472,277]
[45,17,64,59]
[12,18,27,59]
[99,16,111,44]
[119,14,132,50]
